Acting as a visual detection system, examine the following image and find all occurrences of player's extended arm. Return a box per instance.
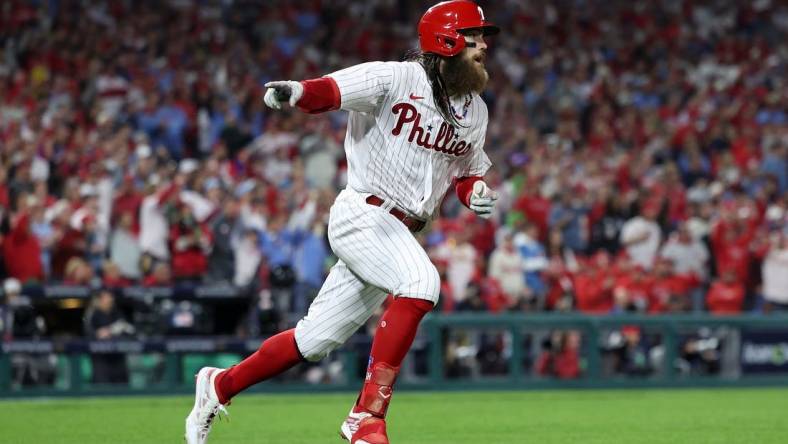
[263,78,340,114]
[456,176,498,219]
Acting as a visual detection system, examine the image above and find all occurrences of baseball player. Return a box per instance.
[185,2,498,443]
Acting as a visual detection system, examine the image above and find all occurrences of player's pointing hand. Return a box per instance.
[469,181,498,219]
[263,81,304,109]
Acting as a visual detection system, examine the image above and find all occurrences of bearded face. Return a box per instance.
[440,32,489,96]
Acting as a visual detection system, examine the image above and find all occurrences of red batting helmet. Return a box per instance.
[418,1,499,57]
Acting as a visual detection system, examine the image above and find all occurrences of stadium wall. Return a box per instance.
[3,313,788,398]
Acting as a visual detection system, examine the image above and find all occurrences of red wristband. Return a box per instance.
[455,176,482,208]
[296,77,341,114]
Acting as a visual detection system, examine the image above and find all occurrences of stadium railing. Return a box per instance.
[2,313,788,398]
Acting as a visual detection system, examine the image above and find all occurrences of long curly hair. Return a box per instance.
[404,49,467,128]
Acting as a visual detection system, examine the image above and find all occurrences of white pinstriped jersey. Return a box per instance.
[327,61,492,220]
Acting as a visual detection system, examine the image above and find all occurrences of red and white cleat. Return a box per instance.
[351,417,389,444]
[340,411,389,443]
[339,409,373,441]
[184,367,228,444]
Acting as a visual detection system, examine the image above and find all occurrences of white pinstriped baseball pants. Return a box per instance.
[294,188,440,361]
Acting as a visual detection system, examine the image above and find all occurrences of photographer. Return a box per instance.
[1,278,38,340]
[1,278,55,387]
[84,289,135,384]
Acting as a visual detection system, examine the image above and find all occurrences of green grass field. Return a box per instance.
[2,388,787,443]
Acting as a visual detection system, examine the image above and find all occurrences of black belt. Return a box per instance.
[365,195,426,233]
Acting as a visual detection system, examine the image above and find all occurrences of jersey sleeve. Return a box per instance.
[326,61,395,113]
[459,101,492,177]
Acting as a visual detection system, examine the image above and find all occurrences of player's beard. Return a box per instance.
[441,49,489,97]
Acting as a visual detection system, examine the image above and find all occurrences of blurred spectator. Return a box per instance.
[220,114,254,159]
[649,258,697,314]
[760,145,786,193]
[29,200,56,277]
[139,178,180,267]
[1,278,39,340]
[136,93,188,159]
[709,199,758,286]
[143,263,173,287]
[513,221,548,304]
[679,329,721,376]
[64,257,94,286]
[488,232,527,305]
[3,212,44,283]
[169,204,212,281]
[111,177,142,234]
[477,273,511,313]
[573,252,615,314]
[293,221,329,314]
[434,230,478,305]
[250,289,283,336]
[102,261,132,289]
[0,169,9,211]
[51,217,88,280]
[467,215,497,259]
[109,212,142,280]
[660,222,709,281]
[604,326,655,377]
[475,332,509,376]
[455,282,489,312]
[548,191,589,253]
[543,229,575,311]
[613,265,652,313]
[620,203,662,270]
[589,192,633,255]
[686,200,715,241]
[1,278,55,386]
[258,214,298,314]
[235,230,263,288]
[240,195,269,233]
[512,185,551,241]
[434,260,455,312]
[535,331,581,379]
[208,199,242,282]
[706,270,745,315]
[84,290,134,384]
[761,233,788,312]
[81,214,105,272]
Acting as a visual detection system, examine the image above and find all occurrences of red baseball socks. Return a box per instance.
[354,297,434,417]
[213,296,433,408]
[214,329,302,404]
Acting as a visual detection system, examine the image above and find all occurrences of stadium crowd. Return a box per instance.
[0,0,787,347]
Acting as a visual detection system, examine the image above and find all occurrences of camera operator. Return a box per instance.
[1,278,55,386]
[84,289,135,384]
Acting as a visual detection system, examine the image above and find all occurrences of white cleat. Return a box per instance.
[185,367,229,444]
[339,409,373,441]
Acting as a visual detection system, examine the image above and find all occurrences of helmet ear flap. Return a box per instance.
[435,32,466,56]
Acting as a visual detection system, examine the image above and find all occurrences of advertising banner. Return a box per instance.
[741,330,788,374]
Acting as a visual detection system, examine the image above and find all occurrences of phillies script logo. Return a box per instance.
[390,103,472,157]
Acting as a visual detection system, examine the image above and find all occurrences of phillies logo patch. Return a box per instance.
[390,102,472,157]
